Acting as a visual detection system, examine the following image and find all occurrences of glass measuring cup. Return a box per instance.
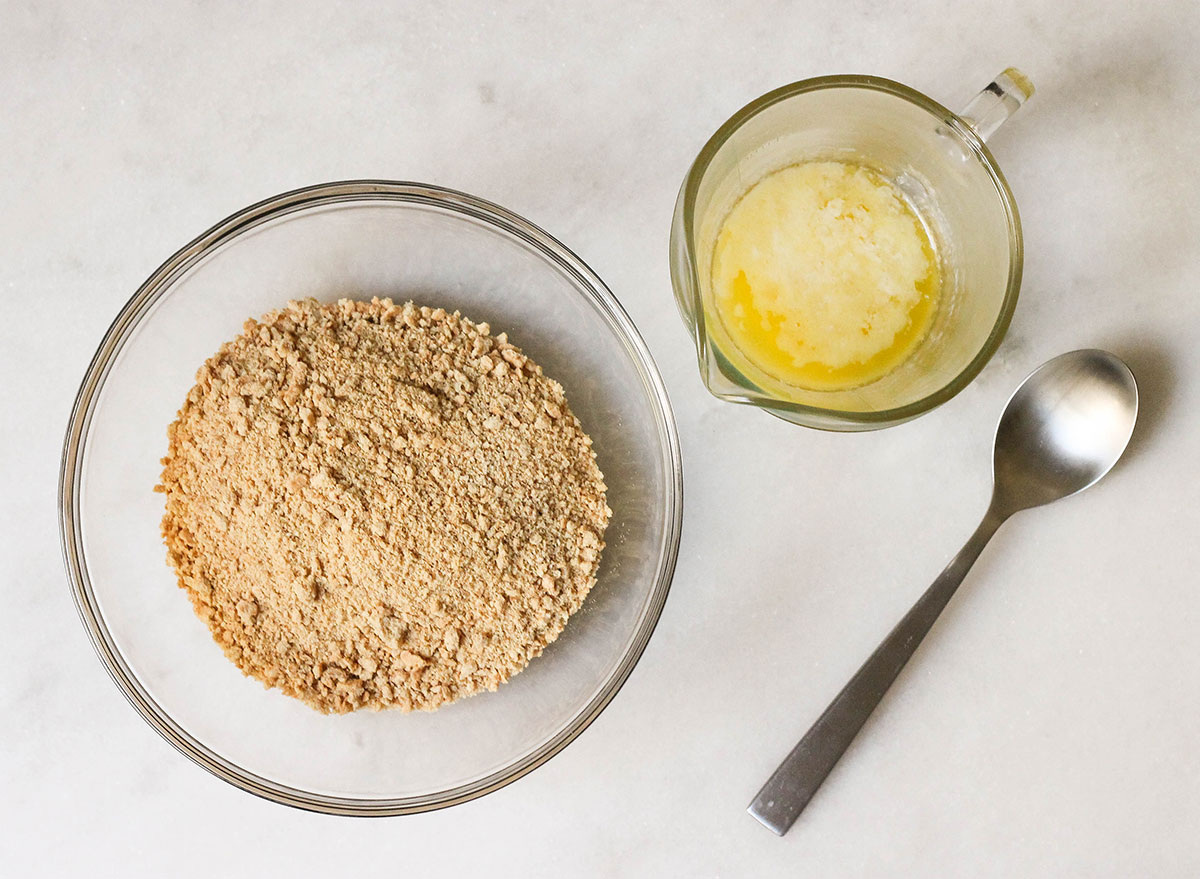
[669,69,1033,431]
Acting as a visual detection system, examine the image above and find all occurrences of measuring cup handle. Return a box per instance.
[959,68,1035,141]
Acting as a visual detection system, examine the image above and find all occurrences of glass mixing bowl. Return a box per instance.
[59,181,683,815]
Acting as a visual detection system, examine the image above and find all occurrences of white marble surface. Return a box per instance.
[4,0,1200,875]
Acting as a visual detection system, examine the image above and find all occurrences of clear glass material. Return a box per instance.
[60,181,683,814]
[670,71,1032,431]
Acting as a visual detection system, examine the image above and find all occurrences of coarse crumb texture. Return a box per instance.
[157,297,611,714]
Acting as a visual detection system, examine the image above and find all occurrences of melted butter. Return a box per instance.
[710,161,941,392]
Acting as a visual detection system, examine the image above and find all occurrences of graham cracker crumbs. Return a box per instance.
[156,298,611,714]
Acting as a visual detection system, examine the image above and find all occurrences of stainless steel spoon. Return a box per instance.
[749,349,1139,836]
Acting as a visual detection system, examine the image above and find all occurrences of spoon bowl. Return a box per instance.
[992,349,1139,515]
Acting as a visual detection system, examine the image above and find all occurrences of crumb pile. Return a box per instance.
[157,298,610,713]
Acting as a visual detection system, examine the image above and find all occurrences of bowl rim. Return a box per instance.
[58,179,684,816]
[675,73,1024,428]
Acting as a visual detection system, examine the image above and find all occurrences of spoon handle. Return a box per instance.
[748,508,1005,835]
